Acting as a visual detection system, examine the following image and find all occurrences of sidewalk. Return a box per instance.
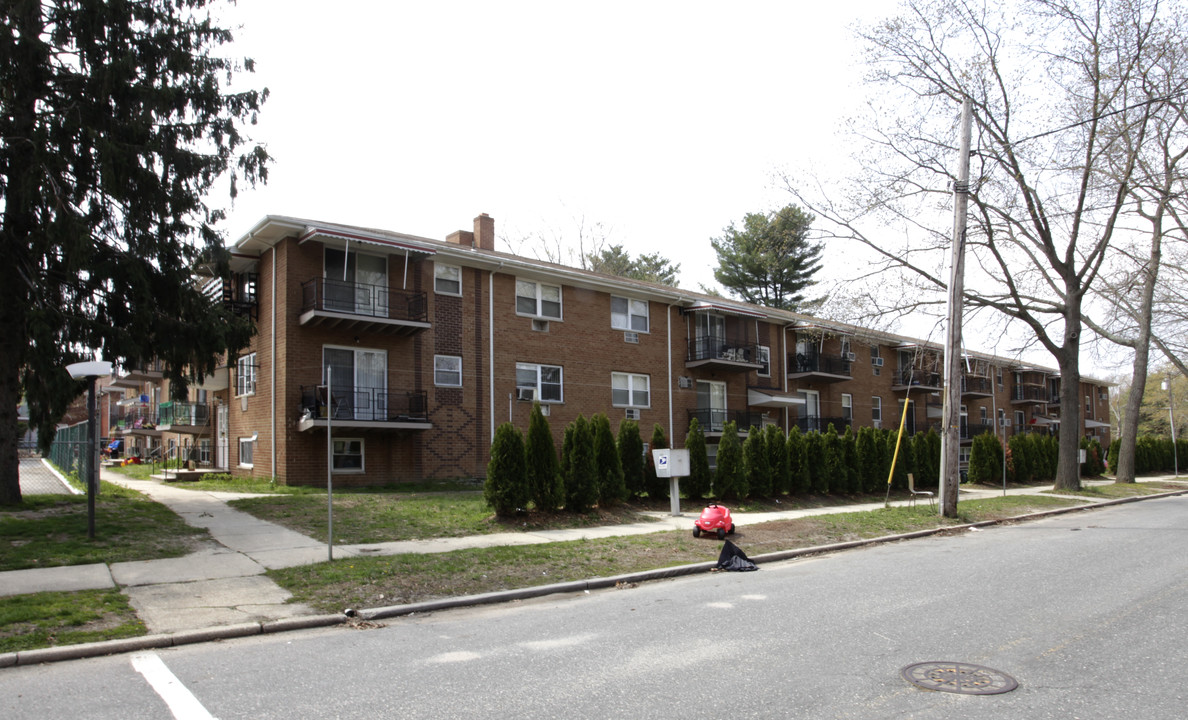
[2,464,1172,637]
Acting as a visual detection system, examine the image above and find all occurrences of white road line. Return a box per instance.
[130,652,218,720]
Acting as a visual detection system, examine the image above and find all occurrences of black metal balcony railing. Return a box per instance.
[961,376,994,395]
[961,422,995,440]
[792,415,852,433]
[157,402,211,427]
[301,278,428,323]
[895,369,942,387]
[686,336,763,365]
[788,353,852,377]
[687,409,765,433]
[1012,386,1049,402]
[299,385,428,423]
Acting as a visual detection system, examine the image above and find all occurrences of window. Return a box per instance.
[840,336,852,358]
[998,408,1006,428]
[516,363,563,402]
[872,396,882,423]
[996,366,1004,389]
[1085,395,1092,414]
[870,345,882,376]
[434,264,462,295]
[696,380,727,432]
[757,346,771,377]
[612,372,650,407]
[516,279,562,319]
[198,439,212,465]
[236,353,257,396]
[238,437,254,468]
[610,296,649,332]
[434,355,462,387]
[332,439,364,472]
[980,406,989,423]
[841,393,853,421]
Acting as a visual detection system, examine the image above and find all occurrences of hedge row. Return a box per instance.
[1106,436,1187,475]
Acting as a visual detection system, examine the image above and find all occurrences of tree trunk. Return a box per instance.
[1052,313,1083,492]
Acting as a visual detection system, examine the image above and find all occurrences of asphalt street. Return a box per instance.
[4,494,1187,719]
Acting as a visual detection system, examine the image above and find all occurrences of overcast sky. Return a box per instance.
[218,0,886,294]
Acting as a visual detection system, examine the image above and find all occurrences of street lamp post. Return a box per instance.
[1162,376,1178,478]
[66,361,113,539]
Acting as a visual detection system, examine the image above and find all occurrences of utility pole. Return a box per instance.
[939,96,972,518]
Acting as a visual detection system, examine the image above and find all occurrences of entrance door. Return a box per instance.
[323,347,388,420]
[696,380,727,431]
[798,389,820,431]
[215,405,229,470]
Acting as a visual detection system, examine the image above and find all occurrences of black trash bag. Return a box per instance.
[716,540,758,572]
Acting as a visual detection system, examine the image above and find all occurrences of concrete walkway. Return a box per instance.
[4,462,1180,637]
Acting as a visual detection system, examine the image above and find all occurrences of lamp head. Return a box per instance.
[66,361,113,380]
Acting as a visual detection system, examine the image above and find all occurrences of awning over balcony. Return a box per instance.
[747,389,805,408]
[298,227,437,258]
[1084,419,1111,429]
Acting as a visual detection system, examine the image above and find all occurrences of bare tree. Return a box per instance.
[786,0,1187,493]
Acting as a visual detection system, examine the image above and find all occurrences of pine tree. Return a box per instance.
[714,422,747,500]
[709,204,823,311]
[967,432,1003,484]
[485,422,527,517]
[743,426,771,497]
[787,426,811,495]
[618,419,645,498]
[0,0,269,504]
[765,424,789,495]
[856,427,880,493]
[525,403,562,511]
[645,423,670,500]
[820,424,843,494]
[564,416,598,513]
[684,418,712,500]
[592,413,626,506]
[841,426,859,494]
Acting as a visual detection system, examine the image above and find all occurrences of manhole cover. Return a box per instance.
[900,662,1019,695]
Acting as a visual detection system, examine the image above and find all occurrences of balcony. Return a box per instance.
[787,352,852,383]
[1011,385,1049,404]
[114,406,161,437]
[685,337,766,372]
[960,421,995,441]
[961,376,995,397]
[157,402,211,434]
[110,360,166,389]
[687,409,765,434]
[299,279,430,336]
[892,369,943,392]
[791,415,852,433]
[297,385,431,432]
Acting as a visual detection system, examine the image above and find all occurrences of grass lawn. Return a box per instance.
[0,480,214,572]
[268,494,1083,613]
[1050,480,1186,499]
[0,589,145,653]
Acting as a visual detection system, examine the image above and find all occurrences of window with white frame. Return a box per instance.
[434,264,462,296]
[236,353,257,396]
[611,372,650,407]
[842,393,853,421]
[1015,410,1025,428]
[434,355,462,387]
[516,279,562,319]
[870,345,882,376]
[238,437,254,468]
[516,363,563,402]
[332,438,364,472]
[610,296,649,332]
[872,396,882,423]
[757,346,771,377]
[840,336,852,358]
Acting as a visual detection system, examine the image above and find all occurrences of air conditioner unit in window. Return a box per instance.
[845,352,857,362]
[1000,418,1012,427]
[516,388,535,402]
[531,319,549,332]
[624,332,639,344]
[871,357,885,367]
[539,404,550,416]
[678,376,693,389]
[624,408,640,420]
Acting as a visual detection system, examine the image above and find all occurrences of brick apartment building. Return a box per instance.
[104,213,1113,486]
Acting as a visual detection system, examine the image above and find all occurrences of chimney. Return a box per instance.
[446,229,475,248]
[474,213,495,251]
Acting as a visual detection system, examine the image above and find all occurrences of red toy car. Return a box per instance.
[693,503,736,540]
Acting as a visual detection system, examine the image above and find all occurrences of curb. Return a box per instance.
[4,487,1185,668]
